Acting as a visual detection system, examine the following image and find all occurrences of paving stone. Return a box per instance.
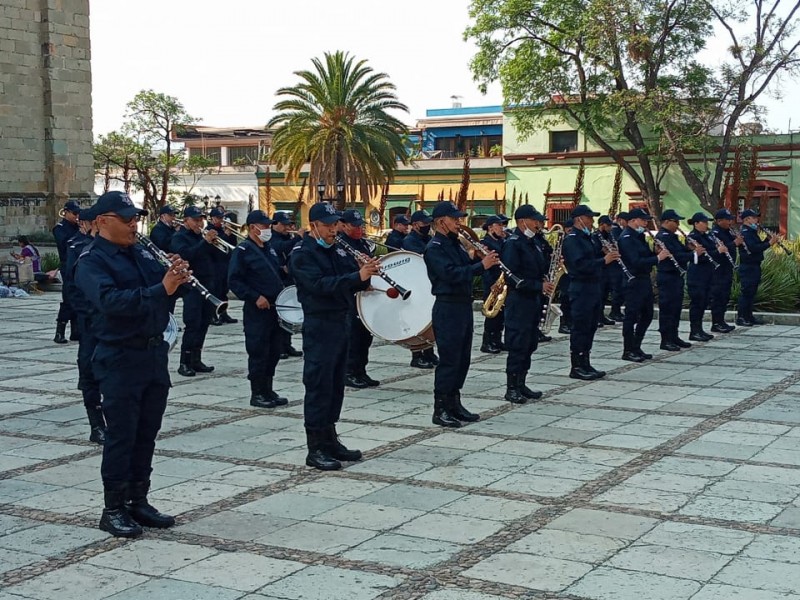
[680,495,785,524]
[232,492,346,519]
[607,543,732,580]
[105,579,244,600]
[743,534,800,564]
[488,472,584,497]
[0,523,107,556]
[342,533,462,568]
[705,478,800,504]
[771,507,800,528]
[5,564,149,600]
[649,457,737,477]
[87,540,217,575]
[464,552,593,592]
[0,514,39,536]
[169,552,304,592]
[418,590,514,600]
[443,494,541,522]
[566,566,701,600]
[359,483,464,511]
[507,529,627,563]
[257,521,377,554]
[638,521,754,555]
[546,508,658,539]
[258,565,403,600]
[345,456,433,478]
[0,547,43,574]
[594,485,692,513]
[714,557,800,595]
[313,501,424,530]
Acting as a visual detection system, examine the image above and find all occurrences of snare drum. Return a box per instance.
[356,251,435,350]
[276,285,303,334]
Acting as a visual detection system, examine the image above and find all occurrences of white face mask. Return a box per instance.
[523,227,535,238]
[258,227,272,242]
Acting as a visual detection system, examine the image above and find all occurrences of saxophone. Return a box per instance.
[482,272,507,318]
[540,225,566,334]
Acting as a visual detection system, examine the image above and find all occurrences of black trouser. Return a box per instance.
[212,269,229,313]
[568,280,601,353]
[657,272,684,338]
[623,277,654,339]
[280,328,293,352]
[610,269,625,312]
[76,314,100,409]
[346,310,373,375]
[737,263,761,320]
[710,266,734,323]
[302,314,349,428]
[180,288,213,352]
[505,293,540,373]
[432,299,473,396]
[688,263,714,324]
[93,342,170,483]
[558,275,572,325]
[243,303,281,381]
[600,264,621,313]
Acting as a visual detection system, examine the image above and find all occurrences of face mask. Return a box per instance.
[523,227,535,238]
[350,228,363,240]
[749,223,758,230]
[420,225,431,236]
[313,224,333,248]
[636,226,646,234]
[258,228,272,242]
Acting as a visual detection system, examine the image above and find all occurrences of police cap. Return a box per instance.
[740,209,760,219]
[410,210,432,224]
[430,201,466,219]
[598,215,613,225]
[687,212,709,225]
[715,208,735,220]
[660,209,684,221]
[341,209,364,226]
[93,191,148,219]
[571,205,601,218]
[246,210,272,225]
[308,202,342,224]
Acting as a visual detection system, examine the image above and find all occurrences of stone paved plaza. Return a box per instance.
[2,295,800,599]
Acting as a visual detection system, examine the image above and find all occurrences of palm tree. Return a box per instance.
[268,51,409,209]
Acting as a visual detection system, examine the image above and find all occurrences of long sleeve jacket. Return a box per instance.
[618,227,658,279]
[424,231,483,301]
[228,238,284,304]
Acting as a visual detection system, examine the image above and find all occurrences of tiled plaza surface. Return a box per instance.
[2,294,800,599]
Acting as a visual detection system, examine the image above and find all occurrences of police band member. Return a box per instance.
[562,205,616,379]
[289,202,380,471]
[595,215,620,326]
[710,208,741,332]
[150,205,178,252]
[75,191,184,538]
[207,207,238,326]
[228,210,289,409]
[338,209,380,389]
[270,211,303,359]
[424,201,499,427]
[171,206,217,377]
[655,210,693,351]
[385,213,410,251]
[557,219,574,334]
[502,205,553,403]
[687,212,723,342]
[737,209,777,326]
[618,208,670,362]
[531,217,554,343]
[480,214,508,354]
[65,207,106,444]
[608,212,628,321]
[53,200,81,344]
[402,209,440,368]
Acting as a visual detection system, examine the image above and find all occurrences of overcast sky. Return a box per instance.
[89,0,798,137]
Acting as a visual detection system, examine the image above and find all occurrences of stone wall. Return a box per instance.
[0,0,94,241]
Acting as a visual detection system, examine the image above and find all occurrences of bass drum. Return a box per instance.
[356,251,435,351]
[164,313,179,351]
[276,285,303,334]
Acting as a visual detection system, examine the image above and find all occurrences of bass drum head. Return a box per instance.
[164,313,179,351]
[276,285,303,334]
[356,251,435,349]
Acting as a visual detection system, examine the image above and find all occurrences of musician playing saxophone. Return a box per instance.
[737,209,777,326]
[479,214,509,354]
[655,210,694,351]
[501,205,553,404]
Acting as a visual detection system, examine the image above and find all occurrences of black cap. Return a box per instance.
[209,207,225,218]
[514,205,546,221]
[63,200,81,213]
[483,215,506,228]
[627,207,651,220]
[341,209,365,226]
[272,211,294,224]
[431,201,467,219]
[563,218,574,228]
[571,205,601,218]
[159,205,176,215]
[308,202,342,224]
[740,209,759,219]
[393,214,411,225]
[660,209,684,221]
[715,208,735,220]
[687,212,709,225]
[78,206,96,221]
[410,209,432,224]
[183,206,204,219]
[496,213,510,223]
[93,191,147,219]
[598,215,613,225]
[246,210,272,225]
[616,212,630,221]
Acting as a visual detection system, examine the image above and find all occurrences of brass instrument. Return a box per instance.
[482,272,507,319]
[678,227,720,269]
[174,218,236,254]
[540,225,565,334]
[457,225,524,288]
[222,218,248,242]
[757,224,792,253]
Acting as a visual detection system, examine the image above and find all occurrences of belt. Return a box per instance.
[106,334,164,350]
[434,294,472,304]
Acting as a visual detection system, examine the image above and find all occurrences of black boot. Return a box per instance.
[517,373,542,400]
[711,321,735,333]
[250,378,278,408]
[192,349,214,373]
[305,427,341,470]
[609,308,624,321]
[450,391,480,422]
[99,482,142,538]
[410,351,434,369]
[558,320,571,334]
[265,376,289,406]
[211,316,224,326]
[220,310,238,324]
[633,335,653,360]
[537,329,552,343]
[360,372,380,387]
[86,405,106,445]
[660,333,681,351]
[69,318,81,341]
[600,315,616,326]
[54,321,68,344]
[126,480,175,528]
[432,393,462,427]
[583,354,606,378]
[424,347,440,365]
[674,333,692,348]
[327,424,362,461]
[569,353,599,380]
[177,350,196,377]
[621,335,644,362]
[345,373,370,389]
[480,331,500,354]
[689,323,713,342]
[504,373,527,404]
[285,345,303,358]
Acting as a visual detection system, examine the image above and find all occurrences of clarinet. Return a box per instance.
[136,232,228,317]
[757,224,792,253]
[678,228,719,270]
[645,229,686,275]
[335,238,411,300]
[730,226,751,255]
[596,233,635,282]
[707,231,738,270]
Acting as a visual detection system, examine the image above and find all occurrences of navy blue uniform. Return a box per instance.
[595,230,622,318]
[687,229,721,327]
[150,220,176,253]
[206,223,236,313]
[385,229,406,252]
[289,233,369,429]
[710,226,738,324]
[737,226,771,321]
[269,231,302,353]
[618,227,658,346]
[562,229,604,353]
[655,228,692,340]
[228,238,284,385]
[74,236,171,485]
[481,232,505,347]
[171,228,216,353]
[402,229,430,254]
[501,230,546,374]
[424,232,483,396]
[609,225,625,313]
[337,233,375,377]
[53,218,80,323]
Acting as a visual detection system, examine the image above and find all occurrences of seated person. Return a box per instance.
[10,236,49,284]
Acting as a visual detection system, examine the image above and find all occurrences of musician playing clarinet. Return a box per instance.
[710,208,742,333]
[75,191,187,538]
[737,209,777,326]
[655,209,693,351]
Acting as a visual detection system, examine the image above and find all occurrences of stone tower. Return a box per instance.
[0,0,94,241]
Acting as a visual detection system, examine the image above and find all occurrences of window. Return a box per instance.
[749,184,784,233]
[191,146,221,165]
[550,130,578,153]
[228,145,259,165]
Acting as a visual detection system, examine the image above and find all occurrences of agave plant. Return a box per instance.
[729,246,800,312]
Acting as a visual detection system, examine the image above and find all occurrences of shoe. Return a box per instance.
[305,427,341,470]
[583,354,606,378]
[558,323,571,334]
[516,373,542,399]
[432,394,462,428]
[751,317,766,325]
[410,354,435,369]
[621,350,645,362]
[361,373,380,387]
[327,425,362,461]
[689,331,713,342]
[221,312,238,324]
[674,337,692,348]
[538,331,552,343]
[450,392,480,422]
[345,374,369,389]
[660,335,681,351]
[609,310,625,321]
[177,350,196,377]
[250,394,278,408]
[633,343,653,360]
[265,376,288,406]
[86,405,106,445]
[569,353,600,380]
[711,322,735,333]
[504,373,528,404]
[126,481,175,528]
[736,317,754,327]
[480,342,501,354]
[53,321,68,344]
[425,349,440,365]
[191,349,214,373]
[99,483,142,538]
[211,317,224,326]
[600,315,616,326]
[285,346,303,358]
[279,352,290,359]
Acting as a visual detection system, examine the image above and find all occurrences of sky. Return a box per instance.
[89,0,799,137]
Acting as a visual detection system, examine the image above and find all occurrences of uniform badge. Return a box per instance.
[139,247,156,261]
[336,248,347,258]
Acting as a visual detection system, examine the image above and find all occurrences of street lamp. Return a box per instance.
[202,195,209,212]
[214,195,221,207]
[316,182,326,202]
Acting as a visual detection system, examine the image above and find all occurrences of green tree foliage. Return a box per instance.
[466,0,800,216]
[268,51,410,209]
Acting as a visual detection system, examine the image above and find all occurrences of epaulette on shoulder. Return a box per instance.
[567,232,578,237]
[620,233,631,238]
[508,234,520,241]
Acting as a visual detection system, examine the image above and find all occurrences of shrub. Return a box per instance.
[40,252,60,272]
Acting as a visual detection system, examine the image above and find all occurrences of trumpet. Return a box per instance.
[174,218,236,254]
[457,225,524,288]
[335,238,411,300]
[222,218,248,242]
[678,227,719,269]
[135,232,228,317]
